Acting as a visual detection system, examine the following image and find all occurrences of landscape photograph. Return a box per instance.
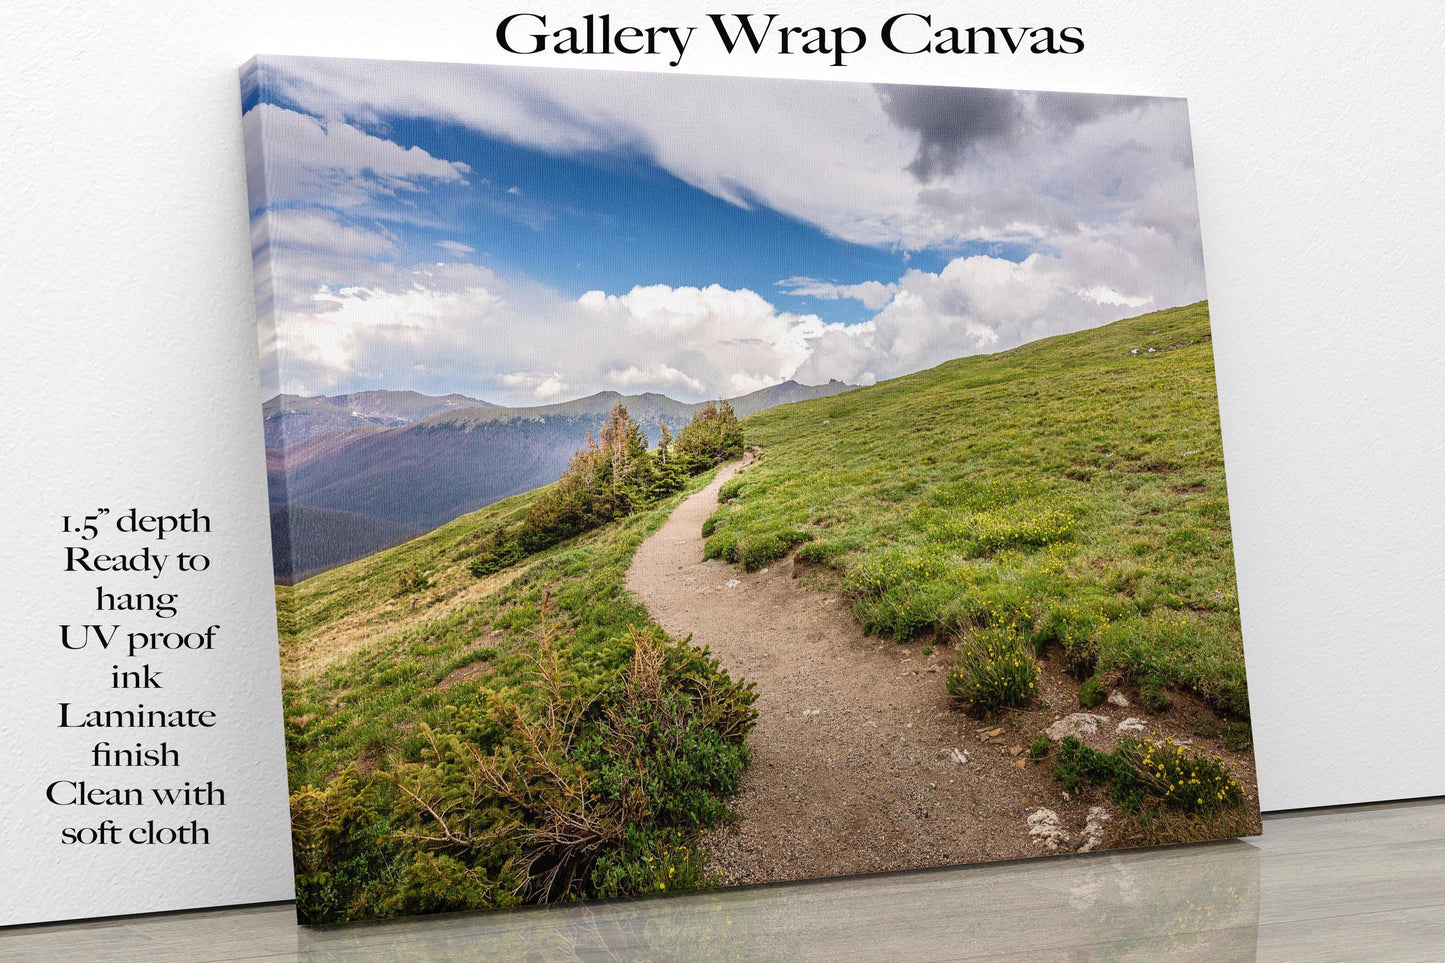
[243,56,1261,926]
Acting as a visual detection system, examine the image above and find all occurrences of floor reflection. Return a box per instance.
[14,800,1444,960]
[299,839,1260,962]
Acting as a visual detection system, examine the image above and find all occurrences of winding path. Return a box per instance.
[627,456,1055,885]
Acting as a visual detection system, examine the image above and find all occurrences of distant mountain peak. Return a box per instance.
[265,378,858,577]
[262,388,498,449]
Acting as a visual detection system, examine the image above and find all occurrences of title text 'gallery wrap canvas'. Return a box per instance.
[243,56,1260,925]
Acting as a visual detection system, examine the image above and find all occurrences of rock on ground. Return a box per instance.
[1046,713,1110,742]
[1028,808,1072,851]
[1078,806,1111,852]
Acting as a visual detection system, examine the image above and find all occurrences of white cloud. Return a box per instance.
[260,59,1200,258]
[796,238,1204,385]
[243,102,469,212]
[575,283,836,395]
[263,236,1202,404]
[499,371,570,400]
[265,267,839,405]
[605,364,707,396]
[1078,286,1153,308]
[777,277,898,310]
[261,207,396,257]
[250,59,1208,403]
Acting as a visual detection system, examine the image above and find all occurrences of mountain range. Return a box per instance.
[266,380,855,580]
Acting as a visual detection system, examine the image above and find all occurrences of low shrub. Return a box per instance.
[1222,722,1253,752]
[475,402,745,579]
[945,627,1038,715]
[705,525,808,572]
[385,851,523,919]
[1033,597,1134,678]
[737,530,807,571]
[793,536,860,568]
[1052,736,1244,814]
[294,615,756,922]
[671,401,743,471]
[718,479,744,503]
[1115,738,1244,813]
[702,529,740,563]
[590,826,715,898]
[385,623,755,906]
[1078,675,1107,708]
[289,768,402,925]
[1029,736,1051,761]
[394,562,432,595]
[853,581,952,641]
[467,530,525,578]
[1052,737,1125,796]
[1140,676,1174,714]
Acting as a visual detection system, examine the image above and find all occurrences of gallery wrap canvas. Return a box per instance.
[242,55,1261,925]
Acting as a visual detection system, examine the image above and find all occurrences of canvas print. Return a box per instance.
[243,56,1261,926]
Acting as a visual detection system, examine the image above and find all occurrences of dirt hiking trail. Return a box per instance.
[627,455,1079,886]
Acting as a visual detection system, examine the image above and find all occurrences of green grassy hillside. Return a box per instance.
[280,473,710,785]
[277,440,755,922]
[275,300,1245,921]
[705,301,1246,716]
[267,381,855,577]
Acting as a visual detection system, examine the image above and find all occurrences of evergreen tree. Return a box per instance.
[673,400,744,470]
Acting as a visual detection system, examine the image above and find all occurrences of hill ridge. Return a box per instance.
[267,378,857,578]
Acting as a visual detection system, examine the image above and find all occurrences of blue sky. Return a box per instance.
[245,59,1205,405]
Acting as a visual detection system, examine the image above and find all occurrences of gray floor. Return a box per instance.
[3,798,1441,962]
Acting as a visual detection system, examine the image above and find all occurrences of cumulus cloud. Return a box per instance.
[246,100,480,387]
[259,60,1193,256]
[575,284,837,399]
[875,86,1147,181]
[606,364,707,396]
[265,233,1199,406]
[1078,286,1153,308]
[264,266,843,406]
[499,371,570,400]
[249,59,1207,404]
[795,237,1201,385]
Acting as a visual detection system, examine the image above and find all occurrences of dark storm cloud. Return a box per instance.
[877,86,1145,182]
[1031,92,1144,130]
[876,85,1023,180]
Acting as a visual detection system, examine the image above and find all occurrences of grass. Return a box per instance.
[275,299,1249,918]
[703,302,1248,717]
[278,471,717,790]
[277,467,763,921]
[944,626,1040,715]
[276,404,764,922]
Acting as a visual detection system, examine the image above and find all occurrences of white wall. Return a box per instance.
[3,0,1441,927]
